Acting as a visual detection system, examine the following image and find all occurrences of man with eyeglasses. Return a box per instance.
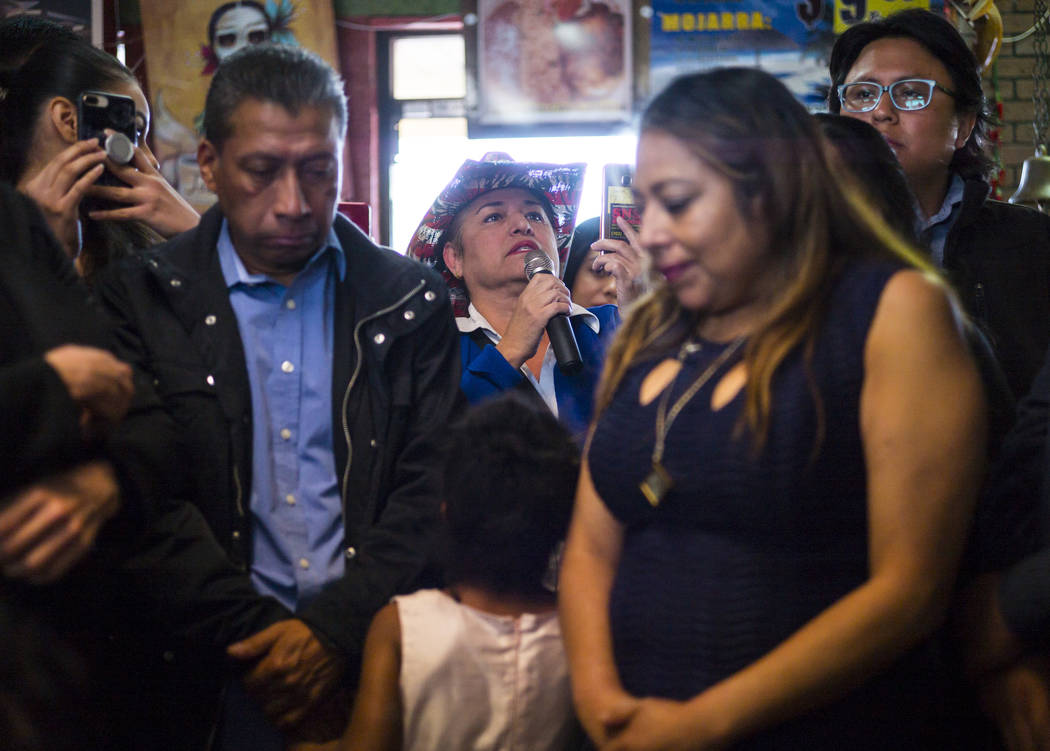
[832,12,1050,751]
[829,8,1050,402]
[838,78,955,118]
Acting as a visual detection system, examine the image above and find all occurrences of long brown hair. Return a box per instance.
[596,67,936,451]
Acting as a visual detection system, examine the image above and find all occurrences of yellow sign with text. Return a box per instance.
[833,0,930,33]
[658,10,771,32]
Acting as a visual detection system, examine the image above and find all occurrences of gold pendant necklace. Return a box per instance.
[640,337,745,507]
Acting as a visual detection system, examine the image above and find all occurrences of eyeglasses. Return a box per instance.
[837,79,956,113]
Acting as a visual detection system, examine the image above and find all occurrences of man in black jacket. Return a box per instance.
[97,44,461,748]
[829,9,1050,400]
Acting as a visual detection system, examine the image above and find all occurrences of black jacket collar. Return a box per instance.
[138,202,444,430]
[953,176,992,233]
[155,202,428,322]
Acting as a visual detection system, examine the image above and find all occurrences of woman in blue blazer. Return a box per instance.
[408,155,638,437]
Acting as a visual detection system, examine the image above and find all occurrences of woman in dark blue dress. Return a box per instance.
[559,68,988,750]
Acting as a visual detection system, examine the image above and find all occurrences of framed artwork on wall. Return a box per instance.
[466,0,633,132]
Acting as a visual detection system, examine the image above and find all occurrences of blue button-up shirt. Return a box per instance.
[920,173,966,267]
[218,222,346,612]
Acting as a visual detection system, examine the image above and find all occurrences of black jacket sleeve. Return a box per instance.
[0,358,84,495]
[986,345,1050,641]
[0,185,97,495]
[298,296,463,674]
[115,501,290,645]
[96,262,291,644]
[1000,548,1050,646]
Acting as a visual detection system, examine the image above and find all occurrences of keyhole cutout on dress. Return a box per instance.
[639,359,747,411]
[712,362,746,410]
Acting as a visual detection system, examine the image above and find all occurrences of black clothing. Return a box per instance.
[0,181,165,563]
[988,345,1050,644]
[96,204,462,745]
[0,183,160,749]
[943,178,1050,400]
[0,181,141,505]
[591,261,971,749]
[0,195,95,487]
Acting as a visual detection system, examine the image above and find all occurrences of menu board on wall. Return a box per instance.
[650,0,939,108]
[138,0,339,210]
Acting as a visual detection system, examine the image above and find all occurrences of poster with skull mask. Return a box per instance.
[139,0,339,209]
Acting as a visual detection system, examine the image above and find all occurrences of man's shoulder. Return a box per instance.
[334,216,450,309]
[970,196,1050,235]
[94,212,228,326]
[101,206,220,284]
[950,192,1050,261]
[154,204,225,270]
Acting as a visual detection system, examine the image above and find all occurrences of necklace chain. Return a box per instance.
[640,337,745,507]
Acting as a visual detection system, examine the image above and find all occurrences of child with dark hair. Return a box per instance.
[340,394,580,751]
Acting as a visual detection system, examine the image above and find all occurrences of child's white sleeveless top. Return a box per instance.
[396,588,575,751]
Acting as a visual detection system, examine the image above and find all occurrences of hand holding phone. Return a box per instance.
[591,217,648,308]
[77,90,202,238]
[595,164,648,307]
[599,164,640,242]
[77,90,138,187]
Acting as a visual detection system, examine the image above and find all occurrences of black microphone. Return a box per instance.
[524,250,583,375]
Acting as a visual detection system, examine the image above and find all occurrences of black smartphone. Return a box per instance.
[77,90,138,186]
[599,163,640,242]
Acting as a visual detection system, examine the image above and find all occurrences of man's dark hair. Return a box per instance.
[827,9,993,179]
[441,394,579,596]
[0,15,82,70]
[815,113,920,244]
[202,43,347,149]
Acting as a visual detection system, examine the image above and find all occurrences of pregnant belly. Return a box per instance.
[608,523,859,700]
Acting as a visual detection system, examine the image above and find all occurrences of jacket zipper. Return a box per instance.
[340,279,427,521]
[232,464,245,519]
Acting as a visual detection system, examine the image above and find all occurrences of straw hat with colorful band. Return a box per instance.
[406,155,586,316]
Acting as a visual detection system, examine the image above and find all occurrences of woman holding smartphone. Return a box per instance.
[0,35,198,281]
[564,214,647,309]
